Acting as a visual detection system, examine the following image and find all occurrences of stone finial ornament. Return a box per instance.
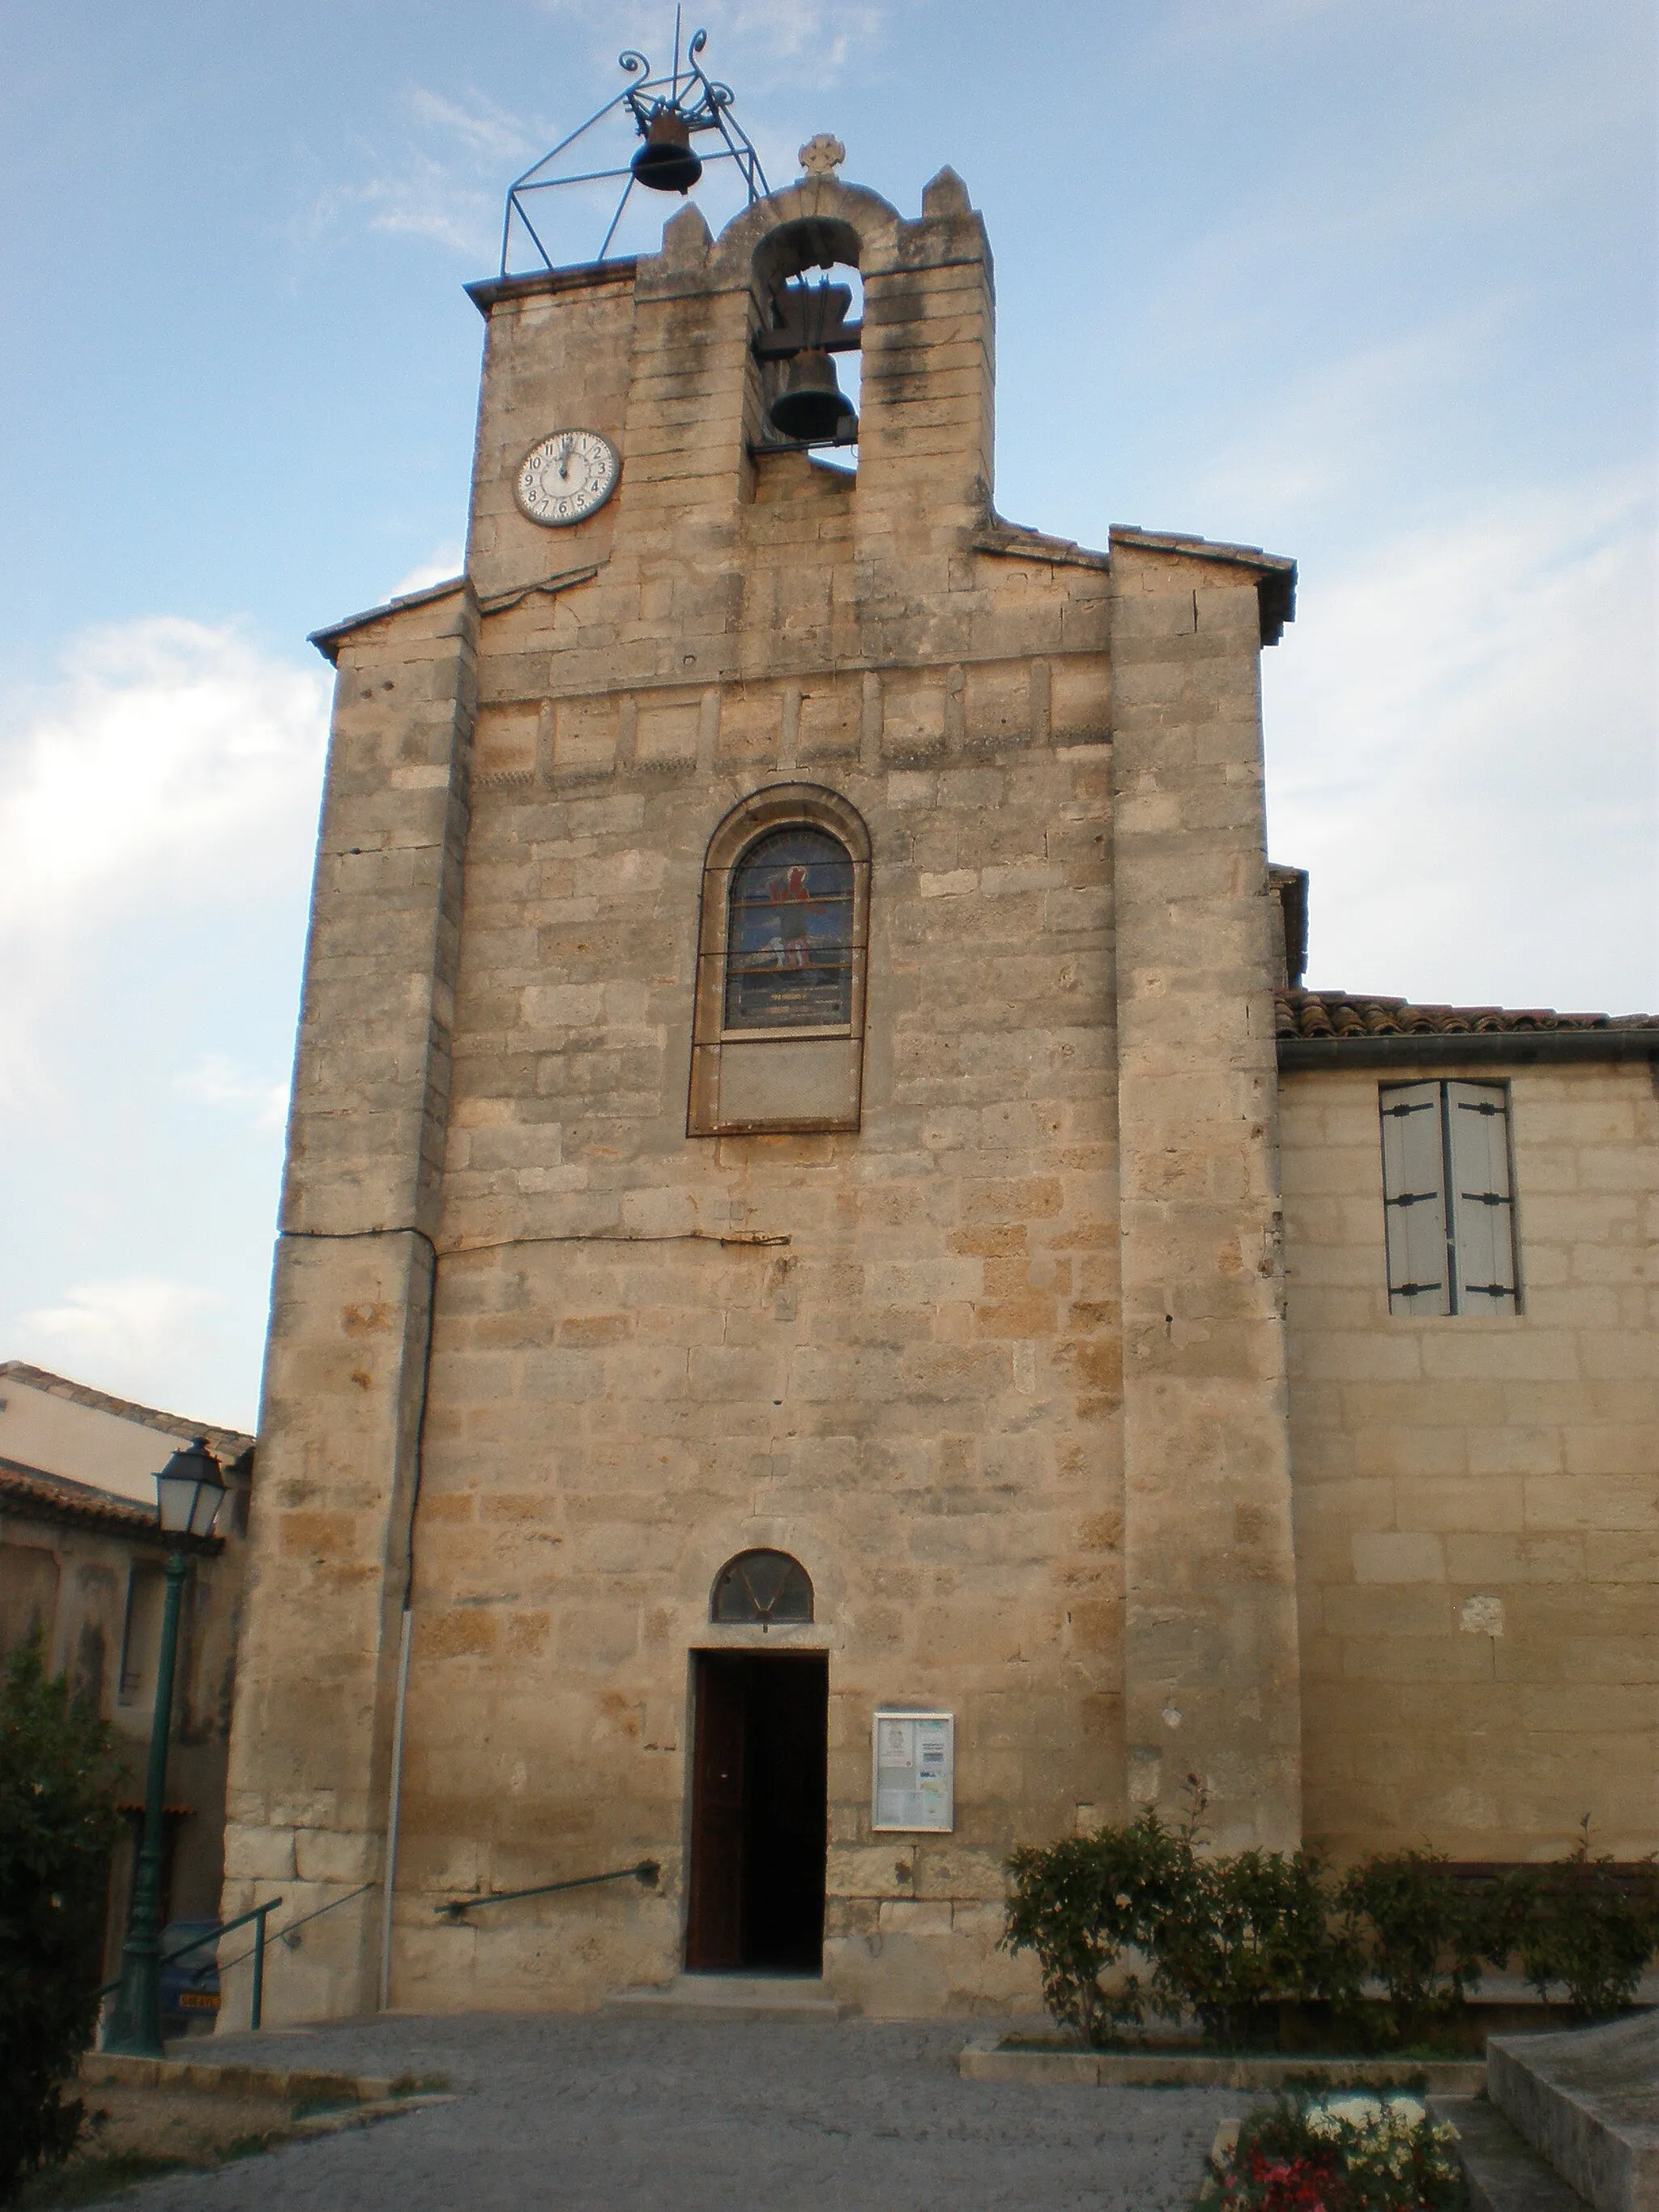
[798,133,846,177]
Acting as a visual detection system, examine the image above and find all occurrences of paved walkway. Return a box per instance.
[126,2014,1241,2210]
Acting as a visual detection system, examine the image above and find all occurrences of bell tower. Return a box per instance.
[223,80,1299,2022]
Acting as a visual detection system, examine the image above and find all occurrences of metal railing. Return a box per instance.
[437,1860,659,1923]
[97,1864,659,2031]
[99,1897,283,2031]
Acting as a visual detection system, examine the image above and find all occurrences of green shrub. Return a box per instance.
[1004,1798,1659,2051]
[1001,1809,1190,2043]
[1499,1822,1659,2018]
[1152,1839,1362,2049]
[1337,1850,1486,2041]
[1004,1784,1360,2048]
[0,1638,122,2204]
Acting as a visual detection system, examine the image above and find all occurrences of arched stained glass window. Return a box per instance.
[687,785,870,1138]
[711,1549,815,1625]
[723,829,855,1032]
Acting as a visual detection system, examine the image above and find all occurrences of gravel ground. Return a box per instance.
[114,2014,1243,2212]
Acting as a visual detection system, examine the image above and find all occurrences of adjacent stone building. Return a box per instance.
[220,155,1657,2025]
[0,1363,254,1979]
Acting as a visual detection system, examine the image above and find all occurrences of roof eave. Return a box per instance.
[465,258,641,317]
[1279,1030,1659,1071]
[1110,525,1298,645]
[0,1461,226,1552]
[308,576,473,664]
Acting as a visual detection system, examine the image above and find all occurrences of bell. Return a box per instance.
[768,348,855,444]
[631,111,702,194]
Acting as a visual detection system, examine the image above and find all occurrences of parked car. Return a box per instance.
[159,1920,221,2038]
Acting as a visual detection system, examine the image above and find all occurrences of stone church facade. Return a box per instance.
[220,162,1657,2025]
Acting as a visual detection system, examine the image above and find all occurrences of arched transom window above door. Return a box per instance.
[711,1549,814,1626]
[689,785,870,1136]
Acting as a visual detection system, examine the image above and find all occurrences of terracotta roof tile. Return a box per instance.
[0,1362,253,1467]
[1275,991,1659,1041]
[0,1457,224,1551]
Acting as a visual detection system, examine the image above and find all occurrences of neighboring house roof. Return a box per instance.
[0,1363,254,1469]
[0,1456,224,1553]
[1277,991,1659,1069]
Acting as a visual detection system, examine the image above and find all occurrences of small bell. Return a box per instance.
[631,111,702,194]
[768,349,855,444]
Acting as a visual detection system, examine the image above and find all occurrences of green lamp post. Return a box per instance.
[103,1438,227,2057]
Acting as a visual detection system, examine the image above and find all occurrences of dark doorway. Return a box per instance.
[685,1652,828,1975]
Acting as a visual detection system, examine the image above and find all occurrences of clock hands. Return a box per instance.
[515,430,617,526]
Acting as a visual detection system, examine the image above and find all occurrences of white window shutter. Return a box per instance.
[1380,1081,1450,1315]
[1447,1080,1517,1311]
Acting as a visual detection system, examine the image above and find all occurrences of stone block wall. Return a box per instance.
[1280,1060,1659,1860]
[224,168,1297,2019]
[1109,535,1302,1853]
[219,586,477,2021]
[400,732,1123,2015]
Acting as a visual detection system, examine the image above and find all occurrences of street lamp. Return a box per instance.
[103,1439,227,2056]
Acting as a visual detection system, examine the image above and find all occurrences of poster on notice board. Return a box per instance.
[872,1710,953,1832]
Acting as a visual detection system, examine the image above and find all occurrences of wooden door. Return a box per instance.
[743,1656,828,1971]
[685,1654,745,1969]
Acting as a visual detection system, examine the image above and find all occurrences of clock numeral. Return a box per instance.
[516,429,619,526]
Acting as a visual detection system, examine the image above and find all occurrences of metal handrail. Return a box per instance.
[437,1860,659,1922]
[98,1896,284,2028]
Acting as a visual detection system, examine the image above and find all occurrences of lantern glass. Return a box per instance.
[155,1441,226,1538]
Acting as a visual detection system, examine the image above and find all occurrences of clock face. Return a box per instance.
[514,429,621,526]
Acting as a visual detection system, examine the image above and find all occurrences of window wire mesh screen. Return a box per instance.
[724,829,854,1031]
[712,1549,814,1624]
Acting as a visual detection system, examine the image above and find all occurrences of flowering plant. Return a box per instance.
[1209,2095,1467,2210]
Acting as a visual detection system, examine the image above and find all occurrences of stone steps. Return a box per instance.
[605,1974,845,2022]
[1428,2095,1591,2211]
[1486,2013,1659,2212]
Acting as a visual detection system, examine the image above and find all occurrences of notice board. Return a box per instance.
[872,1710,954,1833]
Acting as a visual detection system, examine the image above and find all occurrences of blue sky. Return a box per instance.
[1,0,1653,1428]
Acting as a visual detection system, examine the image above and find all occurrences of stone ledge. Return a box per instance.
[607,1975,846,2022]
[79,2052,394,2104]
[956,2034,1486,2093]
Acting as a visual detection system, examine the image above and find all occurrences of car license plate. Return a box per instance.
[178,1993,220,2010]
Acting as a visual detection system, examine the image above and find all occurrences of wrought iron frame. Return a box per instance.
[501,11,770,275]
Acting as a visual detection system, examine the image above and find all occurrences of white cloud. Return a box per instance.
[407,87,534,167]
[1264,476,1658,1013]
[329,83,544,262]
[1180,308,1503,526]
[536,0,887,81]
[14,1279,228,1416]
[0,616,328,1097]
[356,154,502,258]
[393,543,467,598]
[174,1055,290,1132]
[0,618,327,930]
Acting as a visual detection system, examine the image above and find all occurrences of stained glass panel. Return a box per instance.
[724,829,855,1030]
